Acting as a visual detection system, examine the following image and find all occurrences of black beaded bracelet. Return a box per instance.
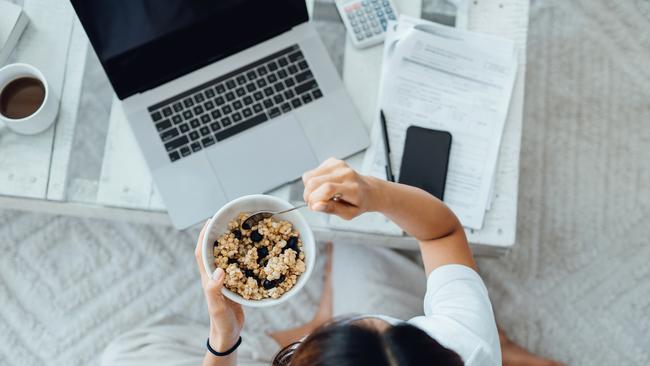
[206,336,242,357]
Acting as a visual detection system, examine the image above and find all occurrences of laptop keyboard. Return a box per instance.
[147,45,323,162]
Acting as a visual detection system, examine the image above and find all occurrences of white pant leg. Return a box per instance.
[101,316,268,366]
[332,243,427,320]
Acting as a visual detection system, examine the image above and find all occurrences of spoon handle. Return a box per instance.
[276,202,308,215]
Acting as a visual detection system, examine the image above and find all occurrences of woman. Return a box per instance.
[102,159,563,366]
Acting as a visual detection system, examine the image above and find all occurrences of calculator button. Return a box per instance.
[365,32,373,38]
[388,13,396,20]
[354,26,361,33]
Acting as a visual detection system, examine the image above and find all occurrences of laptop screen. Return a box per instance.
[71,0,308,100]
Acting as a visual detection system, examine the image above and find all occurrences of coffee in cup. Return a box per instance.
[0,77,46,119]
[0,63,58,135]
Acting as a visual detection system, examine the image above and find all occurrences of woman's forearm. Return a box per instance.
[367,177,461,241]
[203,352,237,366]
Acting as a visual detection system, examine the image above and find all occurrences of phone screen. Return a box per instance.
[398,126,452,200]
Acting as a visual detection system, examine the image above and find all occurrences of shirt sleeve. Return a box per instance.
[408,264,501,366]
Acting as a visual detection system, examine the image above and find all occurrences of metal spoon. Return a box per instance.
[241,194,342,229]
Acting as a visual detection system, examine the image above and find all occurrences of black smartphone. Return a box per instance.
[398,126,452,200]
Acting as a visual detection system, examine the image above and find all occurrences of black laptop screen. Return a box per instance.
[70,0,308,99]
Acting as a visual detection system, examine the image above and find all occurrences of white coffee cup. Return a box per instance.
[0,63,58,135]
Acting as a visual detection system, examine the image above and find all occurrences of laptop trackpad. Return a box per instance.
[206,115,318,198]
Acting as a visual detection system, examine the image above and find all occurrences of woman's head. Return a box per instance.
[272,316,464,366]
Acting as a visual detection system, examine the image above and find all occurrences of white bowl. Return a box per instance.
[202,194,315,307]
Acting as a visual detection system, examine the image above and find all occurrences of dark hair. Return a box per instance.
[272,318,464,366]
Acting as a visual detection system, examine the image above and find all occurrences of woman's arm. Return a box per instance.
[302,158,476,275]
[195,223,245,366]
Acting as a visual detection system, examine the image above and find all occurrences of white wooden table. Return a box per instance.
[0,0,529,255]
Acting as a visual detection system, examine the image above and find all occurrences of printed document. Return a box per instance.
[362,15,517,229]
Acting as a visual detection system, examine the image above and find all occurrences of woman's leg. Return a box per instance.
[499,329,566,366]
[331,242,427,320]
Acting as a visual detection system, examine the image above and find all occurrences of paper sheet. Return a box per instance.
[362,15,517,229]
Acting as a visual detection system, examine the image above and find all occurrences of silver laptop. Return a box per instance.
[71,0,369,229]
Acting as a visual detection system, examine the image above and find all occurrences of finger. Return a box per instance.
[205,268,226,299]
[303,170,350,202]
[302,158,345,186]
[195,220,210,283]
[312,201,359,220]
[308,182,360,208]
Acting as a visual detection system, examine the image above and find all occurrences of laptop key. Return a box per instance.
[288,65,298,74]
[278,69,288,79]
[190,118,200,128]
[273,94,284,104]
[211,110,221,119]
[193,105,204,115]
[191,142,202,152]
[183,110,193,119]
[236,87,246,97]
[201,136,216,148]
[246,71,257,80]
[243,108,252,118]
[263,99,273,108]
[313,89,323,99]
[264,87,274,97]
[215,113,269,142]
[162,107,173,117]
[200,126,210,136]
[253,91,264,101]
[172,102,183,112]
[278,57,288,67]
[274,82,285,92]
[232,112,242,122]
[243,96,253,105]
[288,51,304,62]
[268,74,278,83]
[223,105,232,114]
[214,96,225,105]
[226,80,236,89]
[298,61,309,70]
[269,107,281,118]
[172,115,182,124]
[201,114,211,124]
[210,121,221,132]
[284,90,295,99]
[258,65,268,76]
[179,123,190,133]
[285,78,296,87]
[164,136,189,152]
[151,111,162,121]
[194,94,205,103]
[256,79,267,88]
[302,94,313,104]
[155,119,172,132]
[236,75,247,85]
[246,83,256,93]
[295,70,313,83]
[253,103,263,113]
[291,98,302,108]
[295,80,318,95]
[189,131,200,141]
[268,61,278,71]
[226,92,235,101]
[221,117,232,127]
[204,101,215,110]
[183,98,194,108]
[233,100,243,110]
[281,103,291,113]
[205,89,215,98]
[215,84,226,94]
[180,146,192,157]
[169,151,180,162]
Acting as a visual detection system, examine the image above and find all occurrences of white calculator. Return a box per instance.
[335,0,398,49]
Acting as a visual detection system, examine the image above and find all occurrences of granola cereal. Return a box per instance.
[213,213,306,300]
